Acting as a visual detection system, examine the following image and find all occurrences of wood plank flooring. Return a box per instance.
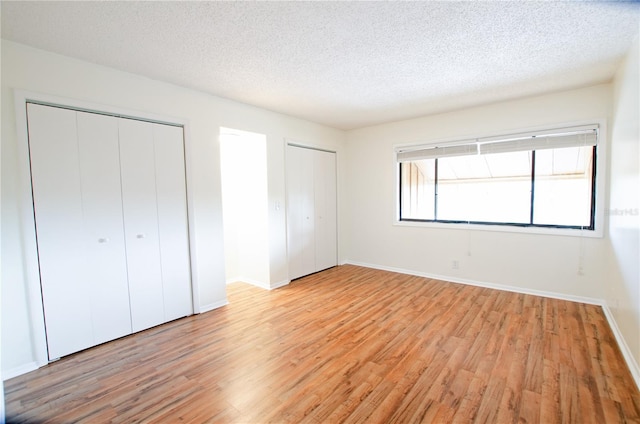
[5,265,640,423]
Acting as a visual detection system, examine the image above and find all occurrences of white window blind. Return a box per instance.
[396,124,598,162]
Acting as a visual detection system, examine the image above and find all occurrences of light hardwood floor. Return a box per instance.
[5,265,640,423]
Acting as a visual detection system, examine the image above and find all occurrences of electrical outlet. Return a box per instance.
[451,260,460,270]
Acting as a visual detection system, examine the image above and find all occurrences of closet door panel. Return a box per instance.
[118,119,164,332]
[27,104,93,359]
[314,150,337,272]
[286,145,316,280]
[153,124,193,321]
[76,112,132,344]
[286,145,304,280]
[300,148,316,276]
[287,146,337,280]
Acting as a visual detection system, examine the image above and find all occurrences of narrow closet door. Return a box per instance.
[286,145,316,280]
[153,123,193,321]
[76,111,132,345]
[118,119,165,332]
[286,145,304,279]
[27,104,94,359]
[314,150,337,272]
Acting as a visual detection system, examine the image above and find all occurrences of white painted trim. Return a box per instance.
[270,280,291,290]
[229,278,290,290]
[237,278,271,290]
[601,305,640,390]
[14,91,50,368]
[392,219,604,239]
[342,260,640,390]
[284,141,340,281]
[198,299,229,314]
[181,122,202,316]
[13,89,202,363]
[344,260,602,304]
[225,277,289,291]
[393,118,608,239]
[2,362,39,381]
[15,90,189,127]
[284,137,338,154]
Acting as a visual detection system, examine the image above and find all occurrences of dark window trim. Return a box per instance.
[400,218,593,231]
[399,145,597,231]
[529,150,536,224]
[434,159,439,221]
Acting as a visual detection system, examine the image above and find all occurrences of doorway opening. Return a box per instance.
[219,128,270,288]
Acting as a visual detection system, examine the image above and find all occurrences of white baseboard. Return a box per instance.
[230,277,290,291]
[343,260,602,305]
[269,280,290,290]
[236,277,271,290]
[342,260,640,390]
[4,302,230,380]
[2,361,38,381]
[198,299,228,314]
[601,305,640,390]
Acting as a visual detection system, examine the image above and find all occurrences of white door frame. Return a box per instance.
[284,140,338,281]
[13,90,201,367]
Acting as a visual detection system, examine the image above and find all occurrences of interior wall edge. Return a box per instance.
[601,304,640,391]
[2,362,38,382]
[341,260,603,305]
[269,280,291,290]
[198,299,229,315]
[227,278,290,291]
[229,277,272,291]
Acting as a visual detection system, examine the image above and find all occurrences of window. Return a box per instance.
[398,125,598,230]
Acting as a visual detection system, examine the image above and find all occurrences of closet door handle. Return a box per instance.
[98,237,109,243]
[136,233,145,239]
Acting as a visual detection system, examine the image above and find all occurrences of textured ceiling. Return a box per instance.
[2,1,639,130]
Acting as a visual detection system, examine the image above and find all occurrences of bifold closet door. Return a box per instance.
[28,104,131,359]
[286,146,316,280]
[151,123,192,323]
[313,150,337,272]
[29,103,192,359]
[286,145,337,280]
[118,119,192,332]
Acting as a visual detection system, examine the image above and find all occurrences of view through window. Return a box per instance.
[398,126,597,230]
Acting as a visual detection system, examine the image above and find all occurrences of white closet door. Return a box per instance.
[76,111,132,345]
[314,150,337,272]
[28,104,94,359]
[300,149,316,277]
[118,119,165,332]
[287,145,317,280]
[29,105,132,359]
[287,145,336,280]
[29,104,193,359]
[153,123,193,321]
[286,145,304,279]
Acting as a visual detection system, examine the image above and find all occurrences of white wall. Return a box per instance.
[3,36,636,386]
[1,40,345,378]
[609,36,640,373]
[345,84,612,300]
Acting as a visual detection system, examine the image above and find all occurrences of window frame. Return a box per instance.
[394,120,607,238]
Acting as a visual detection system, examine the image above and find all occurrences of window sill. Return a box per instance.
[393,219,604,238]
